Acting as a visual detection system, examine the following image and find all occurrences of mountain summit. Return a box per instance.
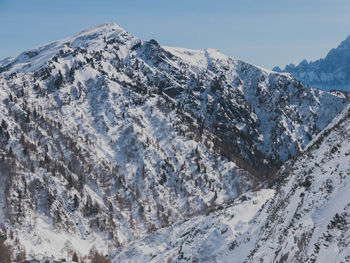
[0,23,348,260]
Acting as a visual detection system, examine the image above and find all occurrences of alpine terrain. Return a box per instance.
[0,23,348,262]
[111,96,350,263]
[274,34,350,93]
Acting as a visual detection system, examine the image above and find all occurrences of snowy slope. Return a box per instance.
[228,103,350,262]
[110,189,275,263]
[110,100,350,263]
[0,23,347,260]
[275,34,350,92]
[0,66,251,259]
[158,45,347,167]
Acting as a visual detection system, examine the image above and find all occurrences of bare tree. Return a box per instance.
[0,240,12,263]
[88,246,111,263]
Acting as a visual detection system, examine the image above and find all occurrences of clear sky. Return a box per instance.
[0,0,350,69]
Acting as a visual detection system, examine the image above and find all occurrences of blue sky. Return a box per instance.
[0,0,350,68]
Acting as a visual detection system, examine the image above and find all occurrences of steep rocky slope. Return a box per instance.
[111,99,350,263]
[234,103,350,263]
[275,34,350,92]
[0,23,347,260]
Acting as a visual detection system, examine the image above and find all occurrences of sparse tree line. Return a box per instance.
[0,33,324,262]
[0,67,251,248]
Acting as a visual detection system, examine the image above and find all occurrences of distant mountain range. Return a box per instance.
[274,35,350,92]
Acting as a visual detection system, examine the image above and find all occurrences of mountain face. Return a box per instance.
[111,103,350,263]
[274,35,350,92]
[0,23,347,260]
[233,103,350,263]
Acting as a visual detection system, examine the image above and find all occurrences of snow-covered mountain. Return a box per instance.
[0,23,347,261]
[274,34,350,92]
[110,96,350,263]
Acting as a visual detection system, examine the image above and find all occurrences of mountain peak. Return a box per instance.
[337,34,350,50]
[0,22,135,74]
[74,22,126,37]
